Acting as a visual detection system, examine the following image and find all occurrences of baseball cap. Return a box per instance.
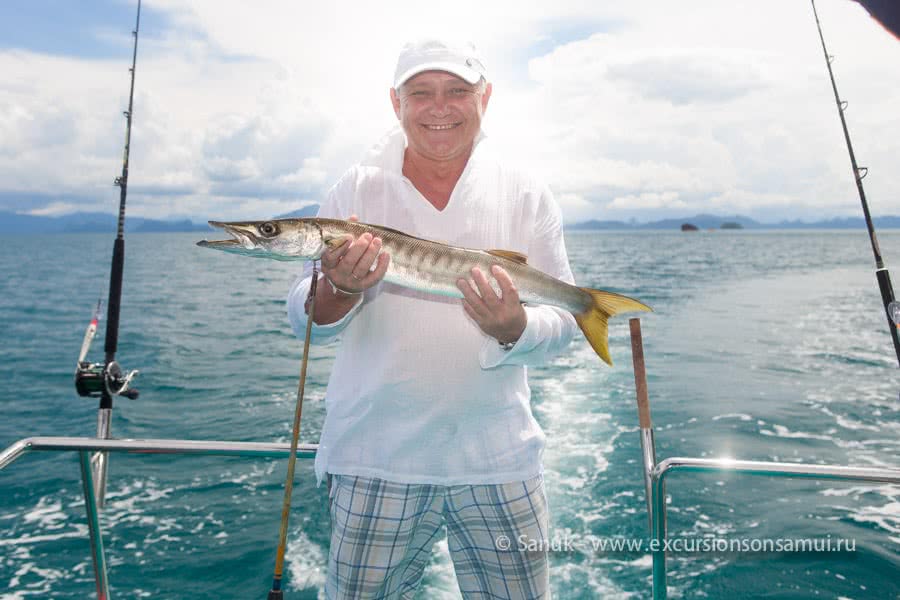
[393,39,487,89]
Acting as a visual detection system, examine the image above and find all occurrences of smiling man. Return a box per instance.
[287,39,577,599]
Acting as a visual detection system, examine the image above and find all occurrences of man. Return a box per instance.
[287,39,577,599]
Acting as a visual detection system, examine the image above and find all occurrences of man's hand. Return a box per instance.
[306,215,390,325]
[457,265,527,345]
[320,215,390,295]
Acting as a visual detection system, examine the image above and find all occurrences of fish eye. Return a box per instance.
[258,222,278,237]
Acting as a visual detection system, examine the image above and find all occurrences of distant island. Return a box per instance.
[678,220,740,231]
[2,208,900,234]
[566,213,900,231]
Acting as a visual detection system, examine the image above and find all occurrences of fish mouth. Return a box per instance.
[197,221,261,251]
[196,238,241,249]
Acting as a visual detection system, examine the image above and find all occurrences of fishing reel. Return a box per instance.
[75,360,140,399]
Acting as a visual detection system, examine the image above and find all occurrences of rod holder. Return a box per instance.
[80,450,110,599]
[93,408,112,508]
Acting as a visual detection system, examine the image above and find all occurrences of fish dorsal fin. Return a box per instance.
[486,249,528,264]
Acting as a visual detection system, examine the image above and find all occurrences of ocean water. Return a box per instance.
[0,229,898,599]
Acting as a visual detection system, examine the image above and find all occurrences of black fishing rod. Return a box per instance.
[74,0,143,506]
[105,0,143,376]
[811,0,900,367]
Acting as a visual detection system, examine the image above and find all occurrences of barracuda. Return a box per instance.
[198,218,651,365]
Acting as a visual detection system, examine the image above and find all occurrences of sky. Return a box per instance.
[1,0,899,224]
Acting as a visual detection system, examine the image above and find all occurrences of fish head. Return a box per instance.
[197,219,326,260]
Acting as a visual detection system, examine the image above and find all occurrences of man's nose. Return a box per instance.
[430,92,451,115]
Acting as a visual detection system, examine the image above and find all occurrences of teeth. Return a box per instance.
[424,123,457,130]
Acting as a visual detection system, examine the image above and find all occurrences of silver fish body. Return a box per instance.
[199,218,650,364]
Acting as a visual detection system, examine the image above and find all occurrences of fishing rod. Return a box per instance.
[268,264,319,600]
[74,0,143,506]
[811,0,900,367]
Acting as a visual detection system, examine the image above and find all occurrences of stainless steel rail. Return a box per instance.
[1,437,318,599]
[5,438,900,599]
[627,319,900,599]
[648,456,900,599]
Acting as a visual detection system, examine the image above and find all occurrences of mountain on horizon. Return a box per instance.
[274,204,320,219]
[4,209,900,233]
[0,204,323,234]
[0,211,211,234]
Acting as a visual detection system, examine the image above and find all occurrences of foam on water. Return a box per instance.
[420,538,465,600]
[286,529,327,597]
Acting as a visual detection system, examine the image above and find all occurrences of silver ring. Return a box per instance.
[351,273,361,280]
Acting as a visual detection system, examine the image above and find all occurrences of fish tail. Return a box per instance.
[574,288,652,366]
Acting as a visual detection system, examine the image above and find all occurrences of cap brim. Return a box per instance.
[394,62,483,89]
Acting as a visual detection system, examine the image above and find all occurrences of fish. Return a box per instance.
[198,218,651,365]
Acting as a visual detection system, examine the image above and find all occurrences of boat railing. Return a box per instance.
[646,456,900,599]
[628,318,900,599]
[0,436,318,599]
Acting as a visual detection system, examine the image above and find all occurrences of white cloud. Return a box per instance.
[605,55,766,105]
[607,191,687,212]
[490,0,900,223]
[27,202,88,216]
[2,0,899,224]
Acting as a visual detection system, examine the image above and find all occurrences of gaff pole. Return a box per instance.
[268,265,320,599]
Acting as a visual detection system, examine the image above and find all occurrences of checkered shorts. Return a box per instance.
[325,474,550,599]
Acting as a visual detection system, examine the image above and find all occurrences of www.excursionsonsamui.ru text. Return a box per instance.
[495,534,857,554]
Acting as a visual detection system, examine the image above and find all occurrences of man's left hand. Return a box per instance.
[457,265,527,346]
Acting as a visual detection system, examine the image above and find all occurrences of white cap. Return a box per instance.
[393,39,487,89]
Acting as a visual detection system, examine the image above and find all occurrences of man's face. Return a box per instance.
[391,70,492,163]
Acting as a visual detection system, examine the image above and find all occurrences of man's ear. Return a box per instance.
[390,87,401,119]
[481,82,493,114]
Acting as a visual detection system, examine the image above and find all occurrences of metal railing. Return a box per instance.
[0,437,318,599]
[647,456,900,598]
[628,318,900,599]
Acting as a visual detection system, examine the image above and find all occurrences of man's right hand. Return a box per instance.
[307,215,390,324]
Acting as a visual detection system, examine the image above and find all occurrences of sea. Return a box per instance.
[0,229,898,599]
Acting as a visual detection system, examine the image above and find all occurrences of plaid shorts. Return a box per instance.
[326,474,550,599]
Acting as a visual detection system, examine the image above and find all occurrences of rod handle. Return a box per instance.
[629,318,652,429]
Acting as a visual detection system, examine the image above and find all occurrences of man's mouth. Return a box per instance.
[423,123,461,131]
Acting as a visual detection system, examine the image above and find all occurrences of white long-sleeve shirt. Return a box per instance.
[287,126,577,485]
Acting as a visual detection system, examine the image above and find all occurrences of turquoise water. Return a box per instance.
[0,230,898,599]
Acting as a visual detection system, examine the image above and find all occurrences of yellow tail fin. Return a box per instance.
[574,289,652,366]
